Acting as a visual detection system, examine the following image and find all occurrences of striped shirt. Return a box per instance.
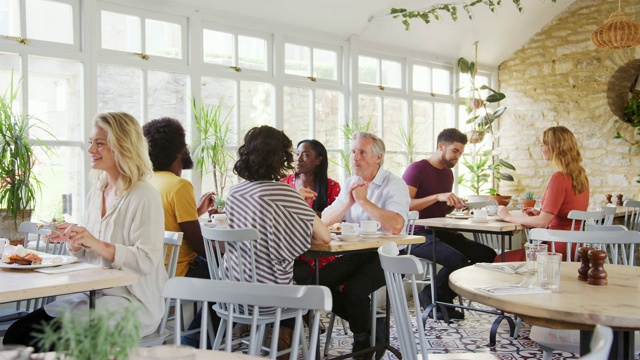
[224,181,315,285]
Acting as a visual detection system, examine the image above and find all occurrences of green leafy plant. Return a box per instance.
[390,0,557,31]
[398,118,416,164]
[456,45,515,195]
[524,190,535,200]
[331,117,372,175]
[34,307,141,360]
[0,71,54,224]
[191,98,234,206]
[614,91,640,184]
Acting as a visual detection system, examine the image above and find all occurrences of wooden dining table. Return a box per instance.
[305,233,425,360]
[0,266,139,308]
[31,348,263,359]
[449,262,640,359]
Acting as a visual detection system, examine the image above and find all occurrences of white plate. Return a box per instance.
[359,232,383,238]
[469,218,490,223]
[447,214,472,219]
[336,235,362,242]
[0,253,78,269]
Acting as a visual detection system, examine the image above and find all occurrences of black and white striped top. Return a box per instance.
[224,181,315,285]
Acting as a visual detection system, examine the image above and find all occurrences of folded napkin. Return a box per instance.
[35,262,102,274]
[474,262,527,274]
[476,284,551,295]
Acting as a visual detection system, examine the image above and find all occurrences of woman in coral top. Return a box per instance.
[282,139,340,284]
[496,126,589,261]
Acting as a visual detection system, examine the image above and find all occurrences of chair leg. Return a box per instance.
[323,313,337,356]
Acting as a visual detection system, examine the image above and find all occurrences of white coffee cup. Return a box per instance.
[0,238,9,255]
[341,223,359,236]
[487,205,498,215]
[360,220,381,234]
[473,209,488,219]
[212,214,227,228]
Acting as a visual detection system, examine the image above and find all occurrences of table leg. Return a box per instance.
[488,311,516,346]
[89,290,96,309]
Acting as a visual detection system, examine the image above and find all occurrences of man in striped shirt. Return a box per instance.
[320,132,410,360]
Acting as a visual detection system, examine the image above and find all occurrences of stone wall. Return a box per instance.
[497,0,640,207]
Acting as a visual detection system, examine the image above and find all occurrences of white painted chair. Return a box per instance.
[140,230,184,347]
[528,228,640,360]
[580,324,614,360]
[568,210,605,231]
[601,205,617,226]
[377,242,496,360]
[623,200,640,232]
[162,277,331,359]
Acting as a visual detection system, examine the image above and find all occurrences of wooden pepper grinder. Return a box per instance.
[577,246,594,281]
[587,249,608,285]
[605,194,612,204]
[616,194,624,206]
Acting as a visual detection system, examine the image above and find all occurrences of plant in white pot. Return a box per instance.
[191,98,234,213]
[0,73,54,241]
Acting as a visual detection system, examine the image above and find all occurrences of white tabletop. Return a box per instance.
[414,217,522,233]
[0,267,139,303]
[307,234,424,254]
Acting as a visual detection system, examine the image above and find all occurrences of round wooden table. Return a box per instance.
[449,262,640,359]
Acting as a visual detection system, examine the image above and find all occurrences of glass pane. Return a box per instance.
[32,146,84,224]
[357,94,380,134]
[413,65,431,93]
[384,153,405,181]
[476,73,491,99]
[315,89,341,150]
[96,64,142,121]
[101,10,141,53]
[238,35,267,71]
[145,19,181,59]
[358,56,378,85]
[203,29,233,66]
[381,59,402,89]
[433,67,451,95]
[284,43,310,76]
[0,52,22,113]
[147,70,189,133]
[382,97,406,152]
[26,0,73,44]
[313,48,337,80]
[28,56,83,141]
[434,103,455,138]
[239,80,273,136]
[413,100,434,153]
[283,86,310,142]
[0,0,20,37]
[327,151,342,185]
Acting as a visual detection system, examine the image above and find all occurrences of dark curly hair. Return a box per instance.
[142,117,186,171]
[233,126,294,181]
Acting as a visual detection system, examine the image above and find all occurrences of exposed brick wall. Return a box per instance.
[497,0,640,207]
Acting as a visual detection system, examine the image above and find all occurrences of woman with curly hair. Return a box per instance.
[225,126,331,356]
[496,125,589,261]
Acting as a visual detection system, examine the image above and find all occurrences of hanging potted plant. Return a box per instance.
[191,98,234,213]
[457,42,515,197]
[0,72,54,241]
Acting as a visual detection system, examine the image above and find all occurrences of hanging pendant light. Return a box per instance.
[591,0,640,49]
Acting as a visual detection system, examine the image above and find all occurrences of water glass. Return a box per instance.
[536,252,562,289]
[524,243,548,274]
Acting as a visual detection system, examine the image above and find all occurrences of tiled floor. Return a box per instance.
[321,299,580,360]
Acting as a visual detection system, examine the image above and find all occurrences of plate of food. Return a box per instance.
[0,245,77,269]
[328,222,342,234]
[447,213,472,219]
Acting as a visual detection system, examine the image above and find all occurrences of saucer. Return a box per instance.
[359,232,382,238]
[469,218,490,223]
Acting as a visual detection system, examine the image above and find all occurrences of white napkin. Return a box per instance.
[35,262,102,274]
[474,262,527,274]
[476,284,551,295]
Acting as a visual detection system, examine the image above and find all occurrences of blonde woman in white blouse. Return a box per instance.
[3,112,167,352]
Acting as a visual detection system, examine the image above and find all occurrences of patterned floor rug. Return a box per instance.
[320,299,580,360]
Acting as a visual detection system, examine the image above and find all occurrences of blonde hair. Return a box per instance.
[92,112,152,194]
[542,126,588,194]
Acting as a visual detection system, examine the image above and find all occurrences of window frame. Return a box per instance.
[282,37,343,86]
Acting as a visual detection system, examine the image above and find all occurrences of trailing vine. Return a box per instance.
[390,0,557,30]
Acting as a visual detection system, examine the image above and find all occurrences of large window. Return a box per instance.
[203,25,271,73]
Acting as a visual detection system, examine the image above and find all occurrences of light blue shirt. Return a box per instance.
[327,167,410,234]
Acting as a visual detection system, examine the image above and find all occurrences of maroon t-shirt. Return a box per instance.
[402,159,453,219]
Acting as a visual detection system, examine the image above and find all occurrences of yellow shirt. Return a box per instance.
[149,171,199,277]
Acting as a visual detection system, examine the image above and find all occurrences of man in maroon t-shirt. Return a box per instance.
[402,128,496,320]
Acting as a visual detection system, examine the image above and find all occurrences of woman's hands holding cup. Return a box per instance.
[50,223,98,252]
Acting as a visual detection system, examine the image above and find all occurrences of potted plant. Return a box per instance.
[191,98,234,213]
[488,188,512,206]
[456,43,516,197]
[34,307,141,360]
[0,72,54,241]
[520,190,537,209]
